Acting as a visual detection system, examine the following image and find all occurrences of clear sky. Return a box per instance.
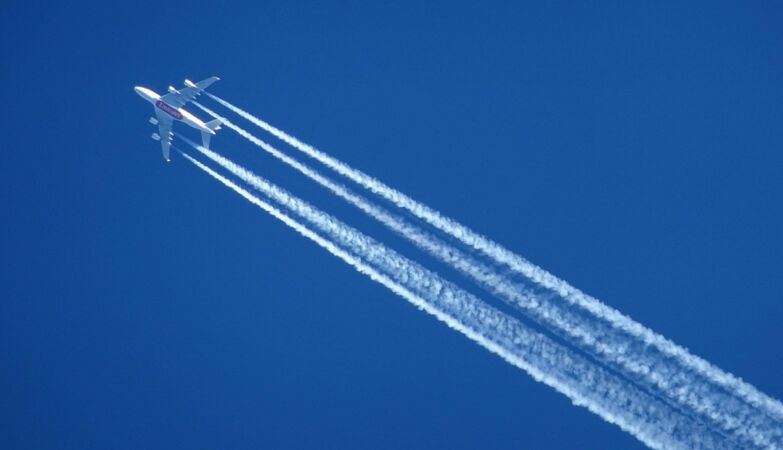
[2,2,782,449]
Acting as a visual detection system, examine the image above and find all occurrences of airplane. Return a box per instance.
[134,76,222,161]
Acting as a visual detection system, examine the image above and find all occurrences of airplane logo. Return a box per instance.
[155,100,184,120]
[134,76,222,162]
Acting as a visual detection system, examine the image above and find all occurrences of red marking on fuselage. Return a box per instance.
[155,100,183,120]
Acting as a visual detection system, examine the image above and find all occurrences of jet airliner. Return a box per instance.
[134,76,222,161]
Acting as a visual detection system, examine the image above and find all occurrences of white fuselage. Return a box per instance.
[133,86,214,135]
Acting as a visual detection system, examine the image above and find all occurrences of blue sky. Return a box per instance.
[2,2,782,449]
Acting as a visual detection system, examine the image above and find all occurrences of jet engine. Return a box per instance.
[151,133,161,141]
[149,117,158,125]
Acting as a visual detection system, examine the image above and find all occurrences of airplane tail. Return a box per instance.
[201,119,222,149]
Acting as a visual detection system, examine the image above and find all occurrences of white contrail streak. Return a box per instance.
[187,107,783,448]
[201,94,783,426]
[178,148,739,450]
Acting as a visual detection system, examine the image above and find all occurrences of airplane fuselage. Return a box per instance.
[134,86,215,135]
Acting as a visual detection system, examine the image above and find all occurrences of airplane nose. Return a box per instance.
[134,85,161,104]
[134,86,159,102]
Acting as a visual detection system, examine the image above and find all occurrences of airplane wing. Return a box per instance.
[159,76,219,109]
[155,110,174,161]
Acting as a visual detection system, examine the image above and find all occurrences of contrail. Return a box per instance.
[177,147,739,450]
[202,93,783,426]
[186,109,783,447]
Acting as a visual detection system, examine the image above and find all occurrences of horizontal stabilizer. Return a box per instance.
[201,118,222,149]
[205,118,222,132]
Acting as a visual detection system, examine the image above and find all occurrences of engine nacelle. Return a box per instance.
[168,85,179,94]
[151,133,161,141]
[184,79,196,88]
[149,117,158,125]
